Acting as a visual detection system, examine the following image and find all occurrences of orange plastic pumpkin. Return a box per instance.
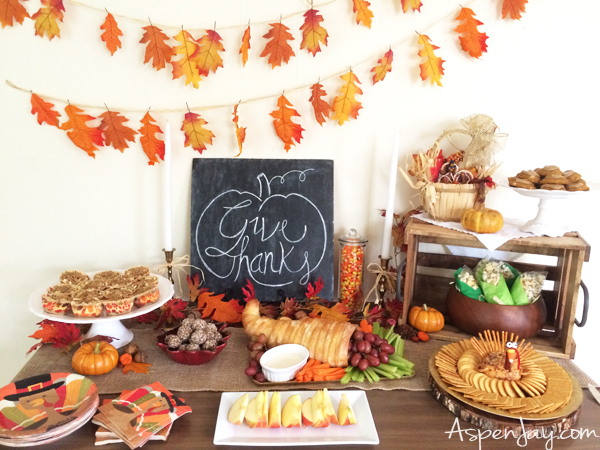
[72,341,119,375]
[409,304,445,332]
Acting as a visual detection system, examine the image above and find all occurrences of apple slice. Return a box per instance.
[268,392,281,428]
[282,394,302,428]
[245,396,260,428]
[261,391,269,428]
[228,393,250,425]
[301,397,314,427]
[338,393,357,426]
[321,389,338,425]
[311,390,329,428]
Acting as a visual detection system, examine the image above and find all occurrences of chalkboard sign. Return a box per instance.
[191,159,334,302]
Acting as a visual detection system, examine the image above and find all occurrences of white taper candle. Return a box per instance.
[164,121,173,252]
[381,132,400,260]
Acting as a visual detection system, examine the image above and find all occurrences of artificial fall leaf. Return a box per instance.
[138,112,164,165]
[280,297,301,318]
[371,49,393,85]
[187,273,202,303]
[60,104,104,158]
[239,26,251,67]
[270,94,304,152]
[331,70,363,126]
[156,298,187,329]
[100,12,122,56]
[300,9,328,57]
[455,7,488,58]
[27,320,81,355]
[171,29,202,88]
[232,104,246,157]
[197,291,243,323]
[417,34,445,87]
[385,298,404,322]
[502,0,527,20]
[309,303,351,322]
[362,303,385,323]
[182,111,215,154]
[32,0,65,41]
[30,93,60,127]
[242,279,255,301]
[260,22,295,69]
[259,303,278,319]
[401,0,422,13]
[80,335,116,346]
[351,0,373,29]
[140,25,175,71]
[194,29,225,77]
[306,277,324,299]
[309,82,331,126]
[0,0,29,28]
[123,362,152,374]
[99,110,137,152]
[133,310,160,324]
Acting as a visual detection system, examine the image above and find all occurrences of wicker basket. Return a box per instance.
[420,183,478,222]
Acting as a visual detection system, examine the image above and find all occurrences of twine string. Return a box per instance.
[365,261,397,303]
[152,254,205,299]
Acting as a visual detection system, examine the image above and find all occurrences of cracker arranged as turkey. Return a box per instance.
[242,299,357,367]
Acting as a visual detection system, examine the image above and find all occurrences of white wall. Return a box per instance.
[1,0,599,385]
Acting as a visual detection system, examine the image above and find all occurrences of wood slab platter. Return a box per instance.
[252,372,414,388]
[428,354,582,434]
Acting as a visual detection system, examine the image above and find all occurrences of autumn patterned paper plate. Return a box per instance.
[0,373,98,443]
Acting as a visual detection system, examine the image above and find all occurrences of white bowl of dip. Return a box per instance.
[259,344,310,382]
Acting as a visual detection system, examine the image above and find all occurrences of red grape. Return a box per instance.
[247,342,255,351]
[381,344,395,354]
[369,349,379,358]
[351,343,358,353]
[363,341,372,354]
[379,352,389,364]
[251,342,264,351]
[249,350,259,360]
[257,334,267,344]
[348,340,353,350]
[245,366,257,376]
[357,341,367,353]
[380,338,389,346]
[250,335,258,342]
[248,359,259,368]
[364,333,376,344]
[352,330,364,342]
[358,359,369,371]
[254,372,266,383]
[373,337,383,347]
[350,353,362,367]
[367,355,380,367]
[255,351,264,362]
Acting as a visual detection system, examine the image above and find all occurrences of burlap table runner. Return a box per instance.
[13,328,597,395]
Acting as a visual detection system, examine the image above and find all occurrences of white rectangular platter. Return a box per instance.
[214,390,379,446]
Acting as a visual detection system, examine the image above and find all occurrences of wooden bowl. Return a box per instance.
[445,287,547,339]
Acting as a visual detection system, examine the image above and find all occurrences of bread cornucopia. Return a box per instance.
[242,299,357,368]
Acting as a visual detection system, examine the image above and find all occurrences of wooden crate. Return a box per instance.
[401,218,590,359]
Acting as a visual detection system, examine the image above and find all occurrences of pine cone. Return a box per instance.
[395,323,418,341]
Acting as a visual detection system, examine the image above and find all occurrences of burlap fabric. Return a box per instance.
[13,328,597,395]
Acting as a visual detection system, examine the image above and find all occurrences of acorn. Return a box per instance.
[124,343,139,355]
[133,351,147,363]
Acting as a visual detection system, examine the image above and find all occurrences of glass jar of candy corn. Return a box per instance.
[338,229,368,311]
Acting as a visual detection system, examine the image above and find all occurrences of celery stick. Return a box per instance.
[389,354,415,367]
[350,367,360,381]
[388,359,414,371]
[365,367,380,383]
[372,366,396,379]
[340,372,353,384]
[373,322,380,335]
[357,371,365,383]
[375,363,397,376]
[384,326,394,341]
[345,366,353,373]
[396,337,405,358]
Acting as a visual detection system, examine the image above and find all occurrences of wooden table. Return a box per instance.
[41,389,600,449]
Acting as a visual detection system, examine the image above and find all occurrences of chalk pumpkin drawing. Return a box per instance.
[191,159,334,301]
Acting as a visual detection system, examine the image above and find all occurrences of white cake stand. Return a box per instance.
[501,183,592,237]
[28,271,174,348]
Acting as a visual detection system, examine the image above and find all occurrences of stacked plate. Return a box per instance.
[0,372,98,447]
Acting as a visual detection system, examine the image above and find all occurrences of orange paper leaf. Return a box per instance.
[187,273,202,303]
[182,111,215,154]
[270,94,304,152]
[32,0,64,41]
[260,22,295,69]
[140,25,175,71]
[331,70,363,126]
[171,29,202,88]
[309,303,351,322]
[401,0,422,13]
[99,110,137,152]
[351,0,373,28]
[418,34,445,87]
[194,29,225,77]
[502,0,527,20]
[455,7,488,59]
[197,291,243,323]
[309,82,331,126]
[239,25,251,66]
[138,112,164,165]
[232,104,246,157]
[300,9,328,57]
[0,0,29,28]
[123,362,152,374]
[371,49,393,85]
[100,12,122,56]
[30,93,60,127]
[60,104,104,158]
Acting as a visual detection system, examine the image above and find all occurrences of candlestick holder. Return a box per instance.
[162,248,176,284]
[375,257,392,305]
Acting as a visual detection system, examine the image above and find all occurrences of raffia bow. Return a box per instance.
[152,254,205,299]
[365,262,397,304]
